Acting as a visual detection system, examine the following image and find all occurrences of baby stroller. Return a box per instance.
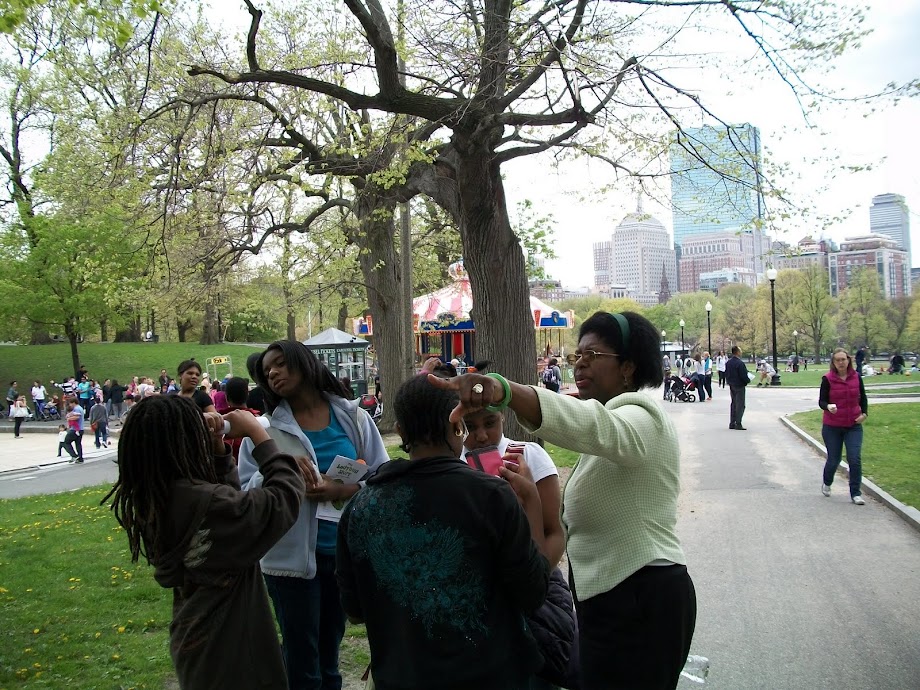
[41,398,62,420]
[357,393,382,426]
[666,375,697,403]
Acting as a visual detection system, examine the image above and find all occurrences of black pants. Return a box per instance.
[718,371,726,388]
[729,385,746,427]
[573,564,696,690]
[64,429,84,460]
[14,416,23,436]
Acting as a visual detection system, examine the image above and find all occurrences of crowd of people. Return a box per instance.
[97,314,700,690]
[32,315,876,689]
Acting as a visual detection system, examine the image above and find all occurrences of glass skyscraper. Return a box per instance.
[669,124,767,275]
[869,193,911,267]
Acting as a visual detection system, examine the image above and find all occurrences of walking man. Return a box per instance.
[725,346,750,430]
[64,398,85,463]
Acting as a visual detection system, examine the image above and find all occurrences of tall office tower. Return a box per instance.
[670,124,767,277]
[870,193,911,265]
[609,203,678,307]
[593,240,613,290]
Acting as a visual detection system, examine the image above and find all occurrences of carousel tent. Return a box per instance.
[408,260,573,362]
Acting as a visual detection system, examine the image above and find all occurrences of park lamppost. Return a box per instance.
[661,330,666,359]
[679,319,685,357]
[705,301,712,354]
[766,267,781,385]
[793,329,799,359]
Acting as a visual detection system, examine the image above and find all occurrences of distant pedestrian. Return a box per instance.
[703,351,713,400]
[11,395,29,437]
[109,379,128,420]
[691,353,706,402]
[56,424,68,457]
[819,348,868,505]
[716,350,728,388]
[63,398,85,463]
[31,380,47,419]
[89,401,109,448]
[854,346,867,376]
[725,346,750,430]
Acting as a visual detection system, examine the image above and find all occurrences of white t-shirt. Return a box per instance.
[716,355,728,372]
[463,435,558,483]
[31,385,47,402]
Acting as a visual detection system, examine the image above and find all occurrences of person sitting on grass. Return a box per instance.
[101,396,308,690]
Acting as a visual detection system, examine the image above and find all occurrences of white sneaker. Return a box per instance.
[821,484,831,497]
[852,495,865,505]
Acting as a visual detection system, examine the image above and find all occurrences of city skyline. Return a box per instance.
[503,1,920,287]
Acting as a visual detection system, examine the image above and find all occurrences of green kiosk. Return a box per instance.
[303,327,371,398]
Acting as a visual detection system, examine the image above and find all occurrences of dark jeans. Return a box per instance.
[64,429,84,460]
[264,553,346,690]
[718,370,726,388]
[703,374,713,399]
[14,416,23,436]
[573,564,696,690]
[692,374,706,402]
[822,424,863,497]
[94,419,108,447]
[729,385,746,426]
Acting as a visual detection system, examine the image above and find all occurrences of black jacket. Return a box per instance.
[527,568,580,689]
[337,455,549,690]
[725,355,750,388]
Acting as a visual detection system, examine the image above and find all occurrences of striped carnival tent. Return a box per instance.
[408,260,573,363]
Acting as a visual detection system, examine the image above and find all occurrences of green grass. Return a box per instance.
[788,403,920,509]
[0,343,265,391]
[755,368,918,389]
[867,386,920,396]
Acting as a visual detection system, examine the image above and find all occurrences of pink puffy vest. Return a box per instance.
[823,371,862,428]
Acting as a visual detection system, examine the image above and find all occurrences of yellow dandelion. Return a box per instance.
[111,653,121,660]
[95,632,102,638]
[117,626,126,633]
[32,628,40,634]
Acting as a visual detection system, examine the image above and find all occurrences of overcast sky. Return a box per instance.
[503,0,920,287]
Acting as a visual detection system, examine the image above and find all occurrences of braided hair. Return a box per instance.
[253,340,350,412]
[393,373,459,454]
[101,395,219,564]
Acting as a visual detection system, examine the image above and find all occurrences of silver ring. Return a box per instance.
[472,383,484,394]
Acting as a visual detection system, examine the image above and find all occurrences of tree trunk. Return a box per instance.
[177,318,192,343]
[200,300,220,344]
[453,135,537,440]
[352,189,410,433]
[64,321,81,379]
[114,313,142,342]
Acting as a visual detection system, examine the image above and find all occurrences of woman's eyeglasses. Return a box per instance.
[566,350,621,366]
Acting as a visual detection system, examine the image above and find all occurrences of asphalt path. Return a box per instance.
[671,385,920,689]
[2,385,918,689]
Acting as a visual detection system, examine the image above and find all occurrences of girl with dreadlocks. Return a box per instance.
[336,374,550,690]
[238,340,389,690]
[103,395,307,689]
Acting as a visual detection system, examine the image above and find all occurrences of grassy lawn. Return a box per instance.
[788,403,920,509]
[758,368,918,389]
[0,343,265,392]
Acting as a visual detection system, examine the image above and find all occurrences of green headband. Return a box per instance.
[611,313,631,353]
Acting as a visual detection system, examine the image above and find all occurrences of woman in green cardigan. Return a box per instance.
[430,311,696,690]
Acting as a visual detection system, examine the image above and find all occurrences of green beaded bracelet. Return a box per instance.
[485,373,511,412]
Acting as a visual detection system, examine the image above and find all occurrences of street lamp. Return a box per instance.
[679,319,685,357]
[705,301,712,354]
[793,329,799,359]
[766,267,781,385]
[661,330,666,359]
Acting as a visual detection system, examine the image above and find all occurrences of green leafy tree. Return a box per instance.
[837,268,891,351]
[787,265,836,363]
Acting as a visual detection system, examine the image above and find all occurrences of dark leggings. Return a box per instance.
[573,564,696,690]
[718,370,726,387]
[14,416,23,436]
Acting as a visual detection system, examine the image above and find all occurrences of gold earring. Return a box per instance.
[454,426,464,437]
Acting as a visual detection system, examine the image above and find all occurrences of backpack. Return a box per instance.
[542,366,559,386]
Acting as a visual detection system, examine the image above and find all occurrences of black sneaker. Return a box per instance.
[75,458,84,464]
[734,425,747,431]
[729,423,736,429]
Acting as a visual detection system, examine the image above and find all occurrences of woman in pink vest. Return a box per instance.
[819,348,868,505]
